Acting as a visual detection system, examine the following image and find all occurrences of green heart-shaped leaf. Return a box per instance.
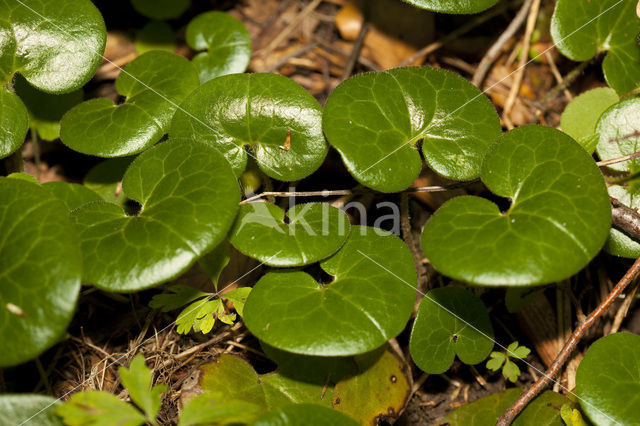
[560,87,619,153]
[401,0,498,14]
[595,97,640,173]
[43,181,102,211]
[441,388,576,425]
[186,11,252,83]
[576,332,640,426]
[244,226,417,356]
[0,0,105,93]
[551,0,640,94]
[13,74,83,141]
[83,157,135,206]
[604,185,640,258]
[323,67,501,192]
[131,0,190,20]
[0,395,62,426]
[253,404,359,426]
[0,89,28,158]
[60,51,200,157]
[71,140,240,292]
[423,125,611,286]
[409,287,494,373]
[170,73,328,181]
[0,178,82,366]
[135,21,176,54]
[229,202,350,267]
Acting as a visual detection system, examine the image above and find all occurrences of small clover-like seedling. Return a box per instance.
[229,202,351,267]
[253,404,360,426]
[0,178,82,367]
[551,0,640,94]
[170,73,328,181]
[423,125,611,286]
[135,21,176,54]
[244,226,417,356]
[561,404,588,426]
[560,87,619,153]
[12,75,83,142]
[576,332,640,426]
[323,67,501,192]
[72,140,240,292]
[485,341,531,383]
[401,0,498,14]
[56,355,167,426]
[131,0,190,20]
[60,51,200,157]
[409,287,494,374]
[186,12,252,83]
[0,395,62,425]
[596,97,640,173]
[441,388,576,425]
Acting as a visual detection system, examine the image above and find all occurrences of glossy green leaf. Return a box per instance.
[42,181,102,211]
[551,0,640,94]
[83,157,134,206]
[0,89,28,158]
[55,391,146,426]
[7,172,38,183]
[400,0,498,14]
[0,178,82,367]
[441,388,575,426]
[332,348,410,424]
[186,11,252,83]
[253,404,359,426]
[323,67,501,192]
[0,0,106,93]
[230,202,350,267]
[409,287,494,373]
[423,125,611,286]
[119,355,167,423]
[560,87,619,152]
[604,185,640,257]
[595,97,640,173]
[60,51,199,157]
[170,73,328,181]
[179,392,263,426]
[131,0,190,20]
[244,226,416,356]
[576,332,640,426]
[0,395,62,426]
[71,140,240,292]
[13,74,83,141]
[135,21,176,54]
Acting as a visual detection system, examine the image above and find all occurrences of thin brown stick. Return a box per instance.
[342,20,369,79]
[597,151,640,167]
[260,0,323,57]
[263,42,320,73]
[610,277,639,334]
[472,0,532,87]
[497,254,640,425]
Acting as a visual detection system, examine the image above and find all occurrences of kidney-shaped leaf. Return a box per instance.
[71,140,240,292]
[170,73,328,181]
[409,287,494,374]
[60,51,200,157]
[186,11,252,83]
[131,0,190,20]
[0,178,82,367]
[0,0,105,93]
[0,395,62,426]
[253,404,359,426]
[595,97,640,173]
[401,0,498,14]
[551,0,640,94]
[576,332,640,426]
[229,202,350,267]
[0,89,28,158]
[560,87,619,153]
[423,125,611,286]
[244,226,417,356]
[323,67,501,193]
